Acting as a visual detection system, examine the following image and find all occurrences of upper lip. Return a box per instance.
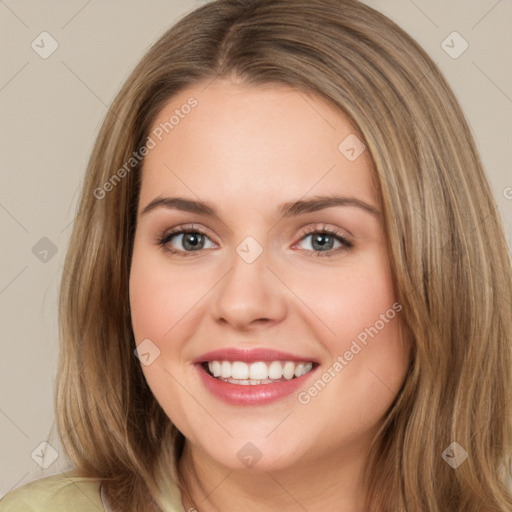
[193,348,318,364]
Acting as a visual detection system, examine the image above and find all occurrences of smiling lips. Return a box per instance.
[194,347,318,405]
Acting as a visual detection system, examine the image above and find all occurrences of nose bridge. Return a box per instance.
[212,235,286,328]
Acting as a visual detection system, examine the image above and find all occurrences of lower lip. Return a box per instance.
[195,364,318,406]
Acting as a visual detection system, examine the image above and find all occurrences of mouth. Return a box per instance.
[193,348,320,405]
[199,359,318,385]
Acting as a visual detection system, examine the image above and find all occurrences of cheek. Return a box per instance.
[128,245,195,425]
[291,252,398,350]
[129,246,198,341]
[292,253,408,407]
[129,266,167,341]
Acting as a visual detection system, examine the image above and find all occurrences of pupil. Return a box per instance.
[312,234,333,251]
[184,233,203,250]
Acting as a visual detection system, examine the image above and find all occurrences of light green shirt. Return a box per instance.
[0,468,186,511]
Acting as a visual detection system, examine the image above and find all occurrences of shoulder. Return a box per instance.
[0,469,104,512]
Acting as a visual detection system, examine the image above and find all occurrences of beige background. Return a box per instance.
[1,0,511,496]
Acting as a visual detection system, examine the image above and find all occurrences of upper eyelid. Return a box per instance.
[162,223,217,242]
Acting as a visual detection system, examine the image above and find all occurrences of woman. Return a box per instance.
[1,0,511,511]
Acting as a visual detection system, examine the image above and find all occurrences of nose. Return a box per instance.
[211,243,287,332]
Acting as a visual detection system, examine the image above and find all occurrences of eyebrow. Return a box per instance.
[140,194,380,219]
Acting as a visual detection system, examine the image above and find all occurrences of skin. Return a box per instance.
[129,77,411,512]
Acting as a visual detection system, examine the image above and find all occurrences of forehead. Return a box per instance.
[138,79,377,213]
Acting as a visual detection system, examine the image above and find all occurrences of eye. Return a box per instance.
[293,224,353,258]
[157,224,215,256]
[156,223,353,258]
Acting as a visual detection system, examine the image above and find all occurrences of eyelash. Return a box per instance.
[156,223,354,258]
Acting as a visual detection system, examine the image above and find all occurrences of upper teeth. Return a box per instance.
[207,360,313,380]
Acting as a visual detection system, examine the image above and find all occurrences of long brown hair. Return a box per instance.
[55,0,512,510]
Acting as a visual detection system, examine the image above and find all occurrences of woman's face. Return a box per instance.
[129,78,410,472]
